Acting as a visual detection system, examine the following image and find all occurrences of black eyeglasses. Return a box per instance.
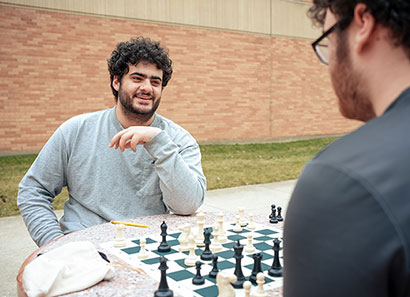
[311,21,340,65]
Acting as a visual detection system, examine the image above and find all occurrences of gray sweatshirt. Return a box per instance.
[18,107,206,247]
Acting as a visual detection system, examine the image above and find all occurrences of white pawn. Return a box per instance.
[238,207,247,226]
[217,271,237,297]
[113,224,126,248]
[247,213,256,230]
[251,273,268,297]
[244,233,256,253]
[138,238,149,259]
[210,224,223,252]
[243,280,252,297]
[184,234,198,266]
[217,213,228,243]
[195,212,205,246]
[179,224,190,252]
[233,215,242,232]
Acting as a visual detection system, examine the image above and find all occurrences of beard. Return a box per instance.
[118,85,161,124]
[330,30,376,122]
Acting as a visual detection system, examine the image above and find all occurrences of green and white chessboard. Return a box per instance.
[100,222,283,297]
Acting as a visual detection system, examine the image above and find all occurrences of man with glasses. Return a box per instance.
[283,1,410,296]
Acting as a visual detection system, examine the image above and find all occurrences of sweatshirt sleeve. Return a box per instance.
[283,162,406,297]
[143,130,206,215]
[17,128,67,247]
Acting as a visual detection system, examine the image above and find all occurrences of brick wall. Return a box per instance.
[0,5,360,153]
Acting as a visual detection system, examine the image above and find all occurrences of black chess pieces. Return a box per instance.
[209,254,219,278]
[276,206,283,222]
[269,207,278,224]
[154,256,174,297]
[249,253,263,285]
[268,238,283,277]
[192,261,205,285]
[232,240,246,288]
[158,221,171,253]
[200,228,213,261]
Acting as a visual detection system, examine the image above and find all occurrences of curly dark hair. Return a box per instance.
[107,36,173,100]
[308,0,410,58]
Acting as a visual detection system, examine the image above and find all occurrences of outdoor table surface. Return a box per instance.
[17,211,284,297]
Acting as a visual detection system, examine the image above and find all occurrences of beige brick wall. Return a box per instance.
[0,5,360,153]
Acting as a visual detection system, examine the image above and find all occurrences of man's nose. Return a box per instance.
[140,80,153,93]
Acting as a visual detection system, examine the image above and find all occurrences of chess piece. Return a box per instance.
[233,215,242,232]
[244,233,256,253]
[243,280,252,297]
[209,254,219,278]
[210,224,223,252]
[249,253,263,285]
[192,261,205,285]
[195,212,205,246]
[158,221,171,252]
[276,206,284,222]
[232,240,246,288]
[179,224,191,252]
[184,234,199,266]
[251,273,267,297]
[268,238,283,277]
[269,204,276,219]
[200,227,213,261]
[113,223,126,247]
[238,207,247,226]
[154,256,173,297]
[137,238,149,259]
[269,208,278,224]
[217,213,228,243]
[216,271,237,297]
[247,213,256,230]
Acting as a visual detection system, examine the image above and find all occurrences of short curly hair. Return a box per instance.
[308,0,410,59]
[107,36,173,100]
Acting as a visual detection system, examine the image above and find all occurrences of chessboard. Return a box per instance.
[100,221,283,297]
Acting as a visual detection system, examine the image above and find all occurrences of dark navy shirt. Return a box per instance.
[284,88,410,297]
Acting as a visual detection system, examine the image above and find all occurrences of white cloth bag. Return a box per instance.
[23,241,115,297]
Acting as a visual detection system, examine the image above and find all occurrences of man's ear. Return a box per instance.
[352,3,376,54]
[112,76,120,92]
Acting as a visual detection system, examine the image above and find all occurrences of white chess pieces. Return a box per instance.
[217,271,237,297]
[250,273,268,297]
[184,234,198,266]
[138,238,149,259]
[244,233,256,253]
[238,207,247,226]
[113,223,126,247]
[247,213,256,230]
[210,224,223,252]
[217,213,228,243]
[195,212,205,246]
[243,280,252,297]
[233,215,242,232]
[179,224,190,252]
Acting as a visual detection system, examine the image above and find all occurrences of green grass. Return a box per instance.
[0,137,337,217]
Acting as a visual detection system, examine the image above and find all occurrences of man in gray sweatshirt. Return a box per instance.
[18,36,207,247]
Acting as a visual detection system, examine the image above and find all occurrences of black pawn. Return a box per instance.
[249,253,263,285]
[269,204,276,218]
[269,208,278,224]
[154,256,173,297]
[232,240,246,288]
[192,261,205,285]
[268,238,283,277]
[209,254,219,278]
[277,206,283,222]
[200,228,213,261]
[158,221,171,253]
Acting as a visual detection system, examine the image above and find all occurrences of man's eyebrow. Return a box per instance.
[130,72,162,81]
